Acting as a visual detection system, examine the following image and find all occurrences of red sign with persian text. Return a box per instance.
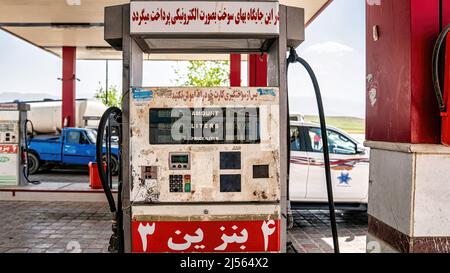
[0,144,18,154]
[131,220,280,253]
[130,1,280,35]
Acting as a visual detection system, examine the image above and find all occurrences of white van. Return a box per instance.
[289,121,369,210]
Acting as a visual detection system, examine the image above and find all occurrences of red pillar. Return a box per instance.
[443,0,450,26]
[366,0,440,143]
[439,0,450,146]
[365,0,450,254]
[62,46,76,128]
[248,54,268,87]
[230,54,241,87]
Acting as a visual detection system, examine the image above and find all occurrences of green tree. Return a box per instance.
[174,60,230,87]
[95,83,122,108]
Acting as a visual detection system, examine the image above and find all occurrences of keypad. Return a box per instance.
[169,175,184,193]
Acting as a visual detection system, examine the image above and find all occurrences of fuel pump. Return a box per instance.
[432,24,450,146]
[99,0,338,253]
[0,103,30,186]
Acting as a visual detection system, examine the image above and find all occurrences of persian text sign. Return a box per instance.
[0,144,18,154]
[130,1,280,35]
[0,144,18,185]
[132,220,280,253]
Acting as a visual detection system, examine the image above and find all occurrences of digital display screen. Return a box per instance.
[149,108,260,145]
[0,122,15,132]
[171,155,189,164]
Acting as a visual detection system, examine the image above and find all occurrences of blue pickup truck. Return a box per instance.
[27,128,119,175]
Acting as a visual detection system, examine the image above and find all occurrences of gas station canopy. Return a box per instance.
[0,0,331,60]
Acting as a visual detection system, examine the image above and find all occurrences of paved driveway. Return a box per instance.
[30,167,118,184]
[0,201,367,253]
[0,201,111,253]
[288,209,368,253]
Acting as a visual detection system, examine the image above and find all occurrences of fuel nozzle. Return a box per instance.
[287,47,299,64]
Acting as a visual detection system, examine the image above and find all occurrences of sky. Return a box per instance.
[0,0,366,117]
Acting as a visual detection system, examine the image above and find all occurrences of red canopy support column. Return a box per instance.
[230,54,241,87]
[248,54,267,87]
[365,0,450,253]
[62,46,76,128]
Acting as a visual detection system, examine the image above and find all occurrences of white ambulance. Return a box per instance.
[289,121,369,211]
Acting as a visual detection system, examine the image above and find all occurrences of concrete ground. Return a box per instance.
[0,200,368,253]
[31,168,90,183]
[31,167,117,184]
[0,201,111,253]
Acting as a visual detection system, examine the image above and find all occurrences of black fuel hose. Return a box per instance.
[23,120,40,185]
[432,24,450,113]
[96,107,121,213]
[96,106,124,252]
[287,48,340,253]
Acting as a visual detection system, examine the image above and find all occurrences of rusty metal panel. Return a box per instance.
[129,87,280,204]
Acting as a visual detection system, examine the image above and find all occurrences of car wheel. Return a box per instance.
[103,155,119,176]
[27,153,40,175]
[110,156,119,176]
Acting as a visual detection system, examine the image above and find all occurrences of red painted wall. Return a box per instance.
[442,0,450,26]
[366,0,441,143]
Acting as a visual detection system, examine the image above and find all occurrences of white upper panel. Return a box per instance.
[130,1,280,36]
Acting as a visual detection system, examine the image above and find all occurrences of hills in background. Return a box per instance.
[0,92,59,102]
[303,116,365,134]
[289,96,365,134]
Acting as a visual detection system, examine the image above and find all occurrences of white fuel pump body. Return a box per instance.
[0,103,29,186]
[129,87,282,252]
[0,110,20,186]
[102,0,305,253]
[129,87,280,203]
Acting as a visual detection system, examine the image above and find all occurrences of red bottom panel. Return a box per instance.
[132,220,280,253]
